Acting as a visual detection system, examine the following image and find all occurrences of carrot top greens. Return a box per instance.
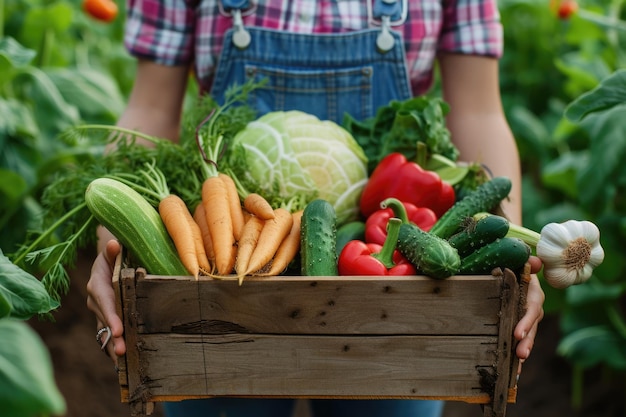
[9,82,259,301]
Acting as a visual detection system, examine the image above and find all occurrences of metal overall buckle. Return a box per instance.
[367,0,408,53]
[219,0,257,49]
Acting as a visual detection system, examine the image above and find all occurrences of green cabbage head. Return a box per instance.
[228,111,368,225]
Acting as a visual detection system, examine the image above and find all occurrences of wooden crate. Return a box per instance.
[113,253,530,417]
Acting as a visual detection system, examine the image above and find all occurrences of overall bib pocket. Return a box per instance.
[244,64,374,123]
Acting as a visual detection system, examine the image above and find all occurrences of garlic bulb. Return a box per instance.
[536,220,604,289]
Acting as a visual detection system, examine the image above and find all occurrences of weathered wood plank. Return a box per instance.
[135,275,504,336]
[130,333,499,400]
[116,267,531,417]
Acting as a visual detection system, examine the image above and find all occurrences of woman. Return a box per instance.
[87,1,545,416]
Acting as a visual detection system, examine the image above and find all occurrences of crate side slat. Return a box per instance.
[483,269,521,417]
[134,275,503,336]
[130,333,502,400]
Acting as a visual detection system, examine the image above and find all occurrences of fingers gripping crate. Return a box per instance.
[113,253,530,417]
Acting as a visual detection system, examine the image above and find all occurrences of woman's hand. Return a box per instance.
[514,256,545,367]
[86,239,126,364]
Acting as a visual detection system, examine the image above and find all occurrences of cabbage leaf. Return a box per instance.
[228,111,368,225]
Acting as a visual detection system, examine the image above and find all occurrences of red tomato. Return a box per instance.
[558,0,578,19]
[83,0,119,23]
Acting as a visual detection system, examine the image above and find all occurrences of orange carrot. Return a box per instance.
[188,215,212,276]
[158,194,201,279]
[219,173,245,241]
[244,193,275,220]
[265,209,303,276]
[244,208,293,276]
[202,176,236,275]
[234,215,265,275]
[193,203,215,268]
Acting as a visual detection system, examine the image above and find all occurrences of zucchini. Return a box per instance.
[448,214,510,257]
[300,199,339,276]
[335,220,366,256]
[85,177,188,275]
[459,237,531,275]
[429,176,512,239]
[396,223,460,280]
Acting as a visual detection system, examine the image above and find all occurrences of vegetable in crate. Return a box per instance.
[447,214,510,257]
[458,237,531,275]
[228,111,368,225]
[300,199,338,276]
[84,178,187,276]
[536,220,604,288]
[339,218,416,276]
[335,221,366,256]
[365,198,437,245]
[396,223,460,279]
[359,152,455,218]
[429,176,512,239]
[475,212,606,289]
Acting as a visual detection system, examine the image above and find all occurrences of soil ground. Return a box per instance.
[29,248,625,417]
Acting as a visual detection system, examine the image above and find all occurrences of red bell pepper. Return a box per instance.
[360,152,455,218]
[365,198,437,245]
[338,218,417,276]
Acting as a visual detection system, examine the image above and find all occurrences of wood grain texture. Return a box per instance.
[115,265,529,417]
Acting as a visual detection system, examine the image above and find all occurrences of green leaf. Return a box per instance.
[20,3,74,51]
[557,325,626,369]
[0,37,36,70]
[541,151,587,199]
[0,319,66,417]
[565,279,625,306]
[565,69,626,122]
[17,68,80,138]
[0,98,40,139]
[577,105,626,209]
[0,294,10,319]
[0,251,59,320]
[47,68,125,123]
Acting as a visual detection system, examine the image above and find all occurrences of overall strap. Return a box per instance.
[372,0,405,52]
[220,0,252,48]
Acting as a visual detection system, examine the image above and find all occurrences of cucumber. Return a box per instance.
[459,237,531,275]
[300,199,339,276]
[429,176,512,239]
[448,214,510,257]
[396,223,460,280]
[85,177,188,275]
[335,221,366,256]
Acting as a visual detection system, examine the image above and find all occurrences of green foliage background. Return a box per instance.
[0,0,625,413]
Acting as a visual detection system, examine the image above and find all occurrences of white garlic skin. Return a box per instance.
[536,220,605,289]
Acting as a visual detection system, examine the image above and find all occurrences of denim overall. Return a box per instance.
[164,1,443,416]
[209,0,412,123]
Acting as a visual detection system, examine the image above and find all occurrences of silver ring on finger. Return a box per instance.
[96,326,111,351]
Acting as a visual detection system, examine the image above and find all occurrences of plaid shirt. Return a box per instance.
[125,0,503,95]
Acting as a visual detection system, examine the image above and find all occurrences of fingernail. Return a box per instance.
[521,331,527,339]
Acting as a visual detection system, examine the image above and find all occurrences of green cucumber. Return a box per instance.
[85,177,187,275]
[430,176,512,239]
[459,237,531,275]
[335,221,366,256]
[300,199,339,276]
[448,214,510,257]
[396,223,460,280]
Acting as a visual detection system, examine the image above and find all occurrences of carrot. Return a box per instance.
[193,204,215,268]
[202,176,236,275]
[234,216,265,276]
[219,173,246,241]
[265,209,304,276]
[244,193,275,220]
[158,194,201,279]
[188,215,212,276]
[243,208,294,277]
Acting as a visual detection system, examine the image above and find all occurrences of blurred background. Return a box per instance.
[1,0,625,416]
